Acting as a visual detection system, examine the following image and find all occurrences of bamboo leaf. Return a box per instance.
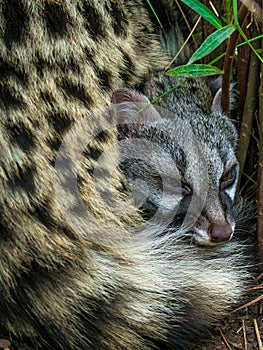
[188,25,236,64]
[166,64,222,78]
[146,0,163,28]
[180,0,222,29]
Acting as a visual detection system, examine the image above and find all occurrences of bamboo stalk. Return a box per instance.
[221,4,248,116]
[237,43,260,179]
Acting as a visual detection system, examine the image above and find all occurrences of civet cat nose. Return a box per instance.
[209,223,233,243]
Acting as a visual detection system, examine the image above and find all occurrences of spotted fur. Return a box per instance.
[0,1,253,350]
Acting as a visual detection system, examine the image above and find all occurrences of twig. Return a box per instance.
[209,1,219,17]
[232,294,263,313]
[256,272,263,280]
[254,319,263,350]
[165,16,201,71]
[175,0,198,47]
[242,319,248,350]
[249,284,263,290]
[219,329,233,350]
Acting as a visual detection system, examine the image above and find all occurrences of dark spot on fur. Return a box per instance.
[32,200,54,229]
[61,226,79,241]
[84,146,102,161]
[67,56,81,74]
[2,0,29,48]
[8,164,36,194]
[0,84,25,110]
[47,112,72,135]
[35,53,53,78]
[32,200,78,242]
[59,80,93,107]
[47,137,62,154]
[0,208,11,239]
[84,46,94,61]
[44,3,71,38]
[46,111,73,153]
[80,3,106,40]
[106,2,129,37]
[96,130,111,143]
[97,68,112,91]
[83,131,111,161]
[0,59,27,83]
[8,122,35,151]
[119,50,136,84]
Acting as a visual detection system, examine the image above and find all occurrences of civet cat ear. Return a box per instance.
[112,88,161,123]
[204,77,222,112]
[205,76,236,113]
[112,88,162,141]
[112,88,150,105]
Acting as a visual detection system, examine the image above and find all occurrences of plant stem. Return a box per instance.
[257,15,263,270]
[221,4,248,116]
[237,43,260,179]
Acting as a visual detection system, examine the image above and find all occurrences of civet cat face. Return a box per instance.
[113,80,238,246]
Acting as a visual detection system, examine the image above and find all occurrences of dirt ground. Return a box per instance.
[196,289,263,350]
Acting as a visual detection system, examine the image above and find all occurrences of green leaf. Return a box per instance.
[146,0,163,29]
[180,0,222,29]
[188,25,236,64]
[166,64,222,78]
